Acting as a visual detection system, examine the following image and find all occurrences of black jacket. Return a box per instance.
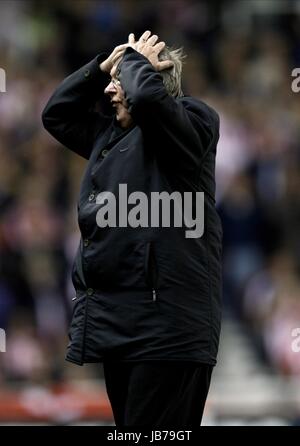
[42,47,223,366]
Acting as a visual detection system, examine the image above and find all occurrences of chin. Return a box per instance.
[116,109,132,129]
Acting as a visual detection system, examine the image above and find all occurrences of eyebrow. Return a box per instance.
[109,73,121,85]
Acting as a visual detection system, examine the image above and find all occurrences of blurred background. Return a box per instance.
[1,0,300,425]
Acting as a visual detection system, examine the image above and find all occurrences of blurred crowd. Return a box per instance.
[1,0,300,389]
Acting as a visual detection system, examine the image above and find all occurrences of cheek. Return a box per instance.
[118,87,125,101]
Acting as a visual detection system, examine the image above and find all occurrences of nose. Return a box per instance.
[104,81,117,95]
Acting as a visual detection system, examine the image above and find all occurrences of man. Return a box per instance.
[42,30,222,427]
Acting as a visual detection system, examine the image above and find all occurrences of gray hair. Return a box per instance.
[158,46,186,98]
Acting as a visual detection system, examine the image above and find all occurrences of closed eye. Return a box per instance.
[111,77,121,87]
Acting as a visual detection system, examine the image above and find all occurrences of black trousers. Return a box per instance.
[103,360,213,427]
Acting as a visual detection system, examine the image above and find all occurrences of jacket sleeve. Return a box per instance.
[118,47,219,172]
[42,54,112,160]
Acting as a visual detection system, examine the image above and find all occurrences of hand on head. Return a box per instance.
[100,30,174,74]
[127,30,174,72]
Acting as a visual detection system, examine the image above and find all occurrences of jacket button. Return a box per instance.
[83,239,90,247]
[84,69,90,78]
[87,288,94,296]
[88,192,95,202]
[101,149,109,158]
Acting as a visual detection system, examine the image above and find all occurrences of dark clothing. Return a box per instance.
[42,47,223,366]
[103,360,213,427]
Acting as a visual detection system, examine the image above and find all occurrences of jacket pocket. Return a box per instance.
[145,242,158,301]
[71,238,87,293]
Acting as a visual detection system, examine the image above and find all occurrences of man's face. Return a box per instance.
[104,62,133,129]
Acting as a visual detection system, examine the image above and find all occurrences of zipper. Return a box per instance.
[145,242,158,302]
[71,290,86,302]
[152,288,157,302]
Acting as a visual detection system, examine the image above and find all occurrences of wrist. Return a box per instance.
[96,53,111,73]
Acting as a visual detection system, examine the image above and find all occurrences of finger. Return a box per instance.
[110,63,119,78]
[147,34,159,46]
[153,41,166,53]
[111,51,125,66]
[111,52,124,66]
[111,44,130,58]
[114,43,130,52]
[157,60,174,71]
[138,30,151,43]
[111,53,122,64]
[128,33,135,44]
[112,44,130,58]
[111,49,127,67]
